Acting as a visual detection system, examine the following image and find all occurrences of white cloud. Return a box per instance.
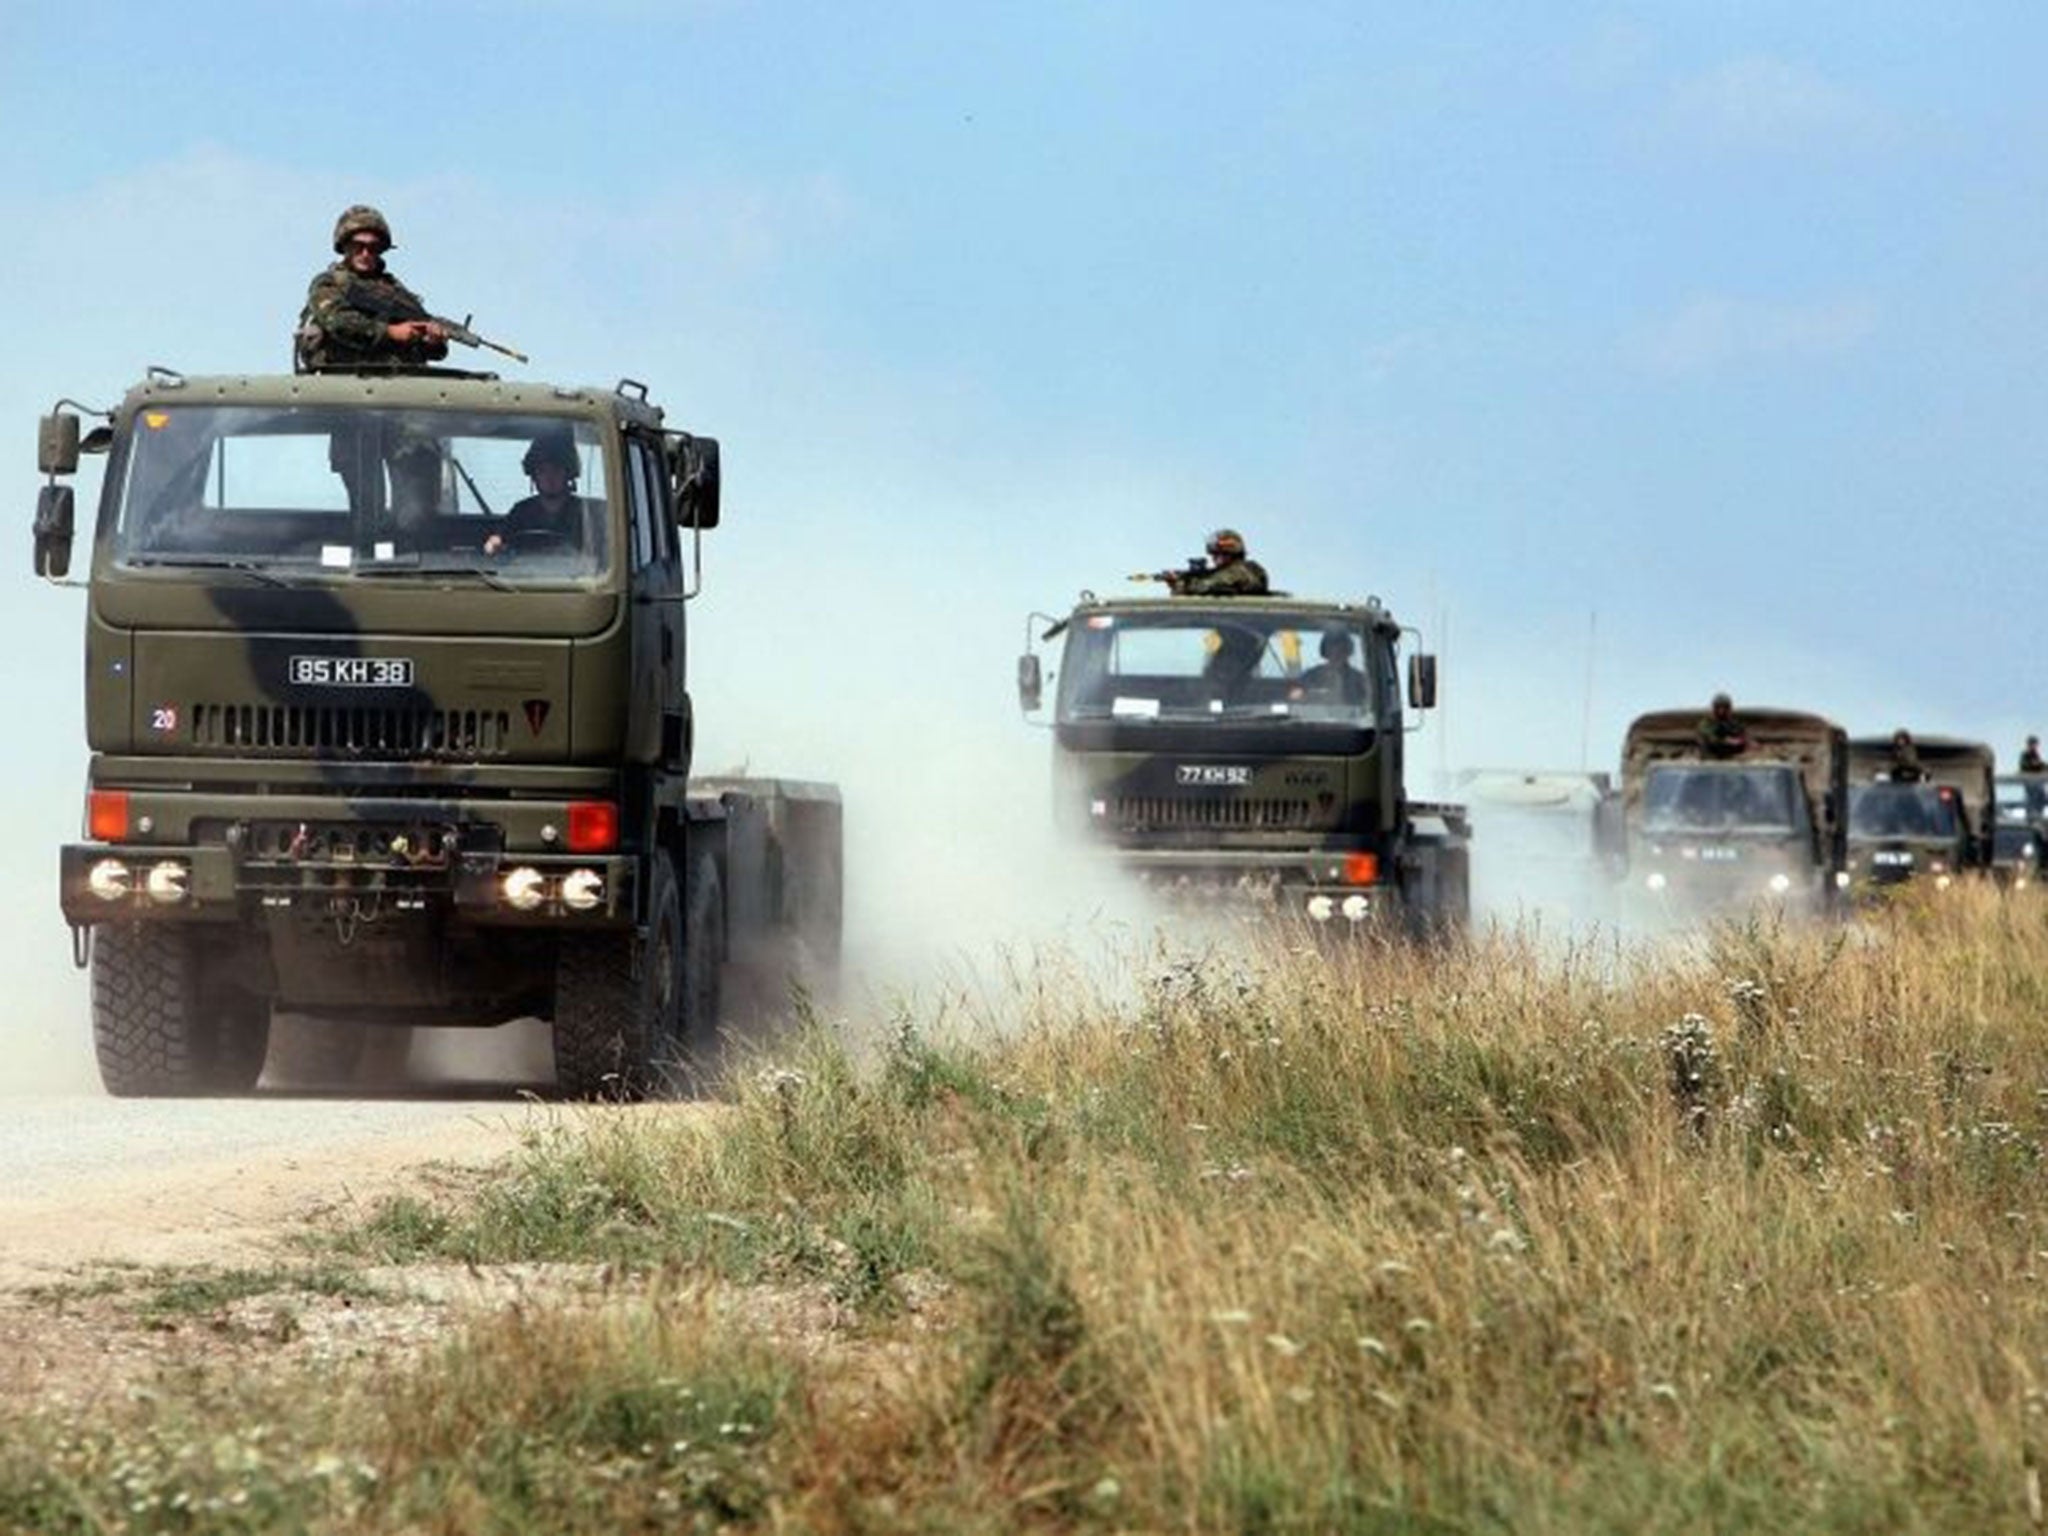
[1667,55,1885,150]
[1628,293,1878,378]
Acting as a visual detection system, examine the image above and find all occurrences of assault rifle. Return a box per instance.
[1130,557,1211,588]
[344,280,529,364]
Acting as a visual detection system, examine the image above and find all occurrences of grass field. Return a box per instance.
[10,887,2048,1532]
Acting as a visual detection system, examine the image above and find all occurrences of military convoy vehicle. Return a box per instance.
[1603,708,1848,914]
[35,366,841,1098]
[1844,735,1993,892]
[1016,592,1470,931]
[1991,774,2048,888]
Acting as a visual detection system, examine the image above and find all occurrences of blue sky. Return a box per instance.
[3,3,2046,1048]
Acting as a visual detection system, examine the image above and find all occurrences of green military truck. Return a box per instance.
[1845,735,1993,892]
[1604,707,1848,914]
[35,366,841,1098]
[1991,774,2048,888]
[1016,592,1470,930]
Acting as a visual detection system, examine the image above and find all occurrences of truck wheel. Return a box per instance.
[552,849,683,1099]
[92,924,270,1096]
[678,850,726,1071]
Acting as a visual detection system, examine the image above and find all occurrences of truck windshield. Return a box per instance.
[1997,777,2047,824]
[1850,783,1960,840]
[108,405,610,583]
[1642,765,1803,835]
[1056,610,1379,725]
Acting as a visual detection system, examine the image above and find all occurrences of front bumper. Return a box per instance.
[61,788,639,928]
[1100,847,1392,925]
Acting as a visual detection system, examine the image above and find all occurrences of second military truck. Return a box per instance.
[37,366,841,1098]
[1605,707,1848,915]
[1017,591,1470,930]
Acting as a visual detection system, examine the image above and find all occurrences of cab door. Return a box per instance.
[624,434,687,769]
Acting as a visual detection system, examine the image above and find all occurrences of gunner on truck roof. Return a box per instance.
[1696,693,1749,758]
[1166,528,1271,597]
[295,204,449,372]
[1888,728,1928,784]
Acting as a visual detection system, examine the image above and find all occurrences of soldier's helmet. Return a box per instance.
[1206,527,1247,558]
[522,431,580,479]
[332,204,395,253]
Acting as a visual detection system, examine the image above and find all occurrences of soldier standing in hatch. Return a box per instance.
[296,205,449,371]
[1697,693,1749,758]
[2021,735,2046,774]
[1167,528,1270,596]
[1889,728,1927,783]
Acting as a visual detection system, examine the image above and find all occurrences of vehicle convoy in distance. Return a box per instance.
[1015,591,1470,931]
[1844,735,1993,893]
[1601,707,1848,915]
[35,366,841,1098]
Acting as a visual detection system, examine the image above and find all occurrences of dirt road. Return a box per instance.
[0,1093,549,1288]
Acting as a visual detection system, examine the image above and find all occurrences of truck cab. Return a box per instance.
[1018,593,1469,931]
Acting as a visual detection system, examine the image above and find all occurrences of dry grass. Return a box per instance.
[12,885,2048,1531]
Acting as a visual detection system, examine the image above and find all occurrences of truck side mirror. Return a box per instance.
[1017,654,1043,714]
[672,434,721,529]
[38,412,80,476]
[1406,653,1438,711]
[34,484,74,579]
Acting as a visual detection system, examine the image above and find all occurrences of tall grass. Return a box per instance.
[13,886,2048,1530]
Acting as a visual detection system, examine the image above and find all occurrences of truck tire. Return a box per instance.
[92,923,270,1096]
[679,849,726,1069]
[552,849,683,1099]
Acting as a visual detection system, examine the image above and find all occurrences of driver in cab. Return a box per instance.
[484,432,584,556]
[1292,630,1368,706]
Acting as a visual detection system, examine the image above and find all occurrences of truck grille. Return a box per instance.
[1110,796,1317,831]
[188,702,512,759]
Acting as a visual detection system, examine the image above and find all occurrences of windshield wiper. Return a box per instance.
[351,561,515,592]
[127,555,290,587]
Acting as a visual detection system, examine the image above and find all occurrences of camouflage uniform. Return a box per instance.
[1696,715,1748,758]
[296,207,447,371]
[298,265,448,370]
[1172,557,1270,597]
[1889,744,1926,784]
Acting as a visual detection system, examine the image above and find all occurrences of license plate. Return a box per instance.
[289,656,415,688]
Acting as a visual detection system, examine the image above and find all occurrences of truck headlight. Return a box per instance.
[1935,874,1954,891]
[1645,871,1667,892]
[1306,894,1335,922]
[87,859,132,902]
[1767,872,1792,895]
[144,862,189,905]
[1340,894,1370,922]
[560,868,604,911]
[1835,871,1852,889]
[502,867,547,911]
